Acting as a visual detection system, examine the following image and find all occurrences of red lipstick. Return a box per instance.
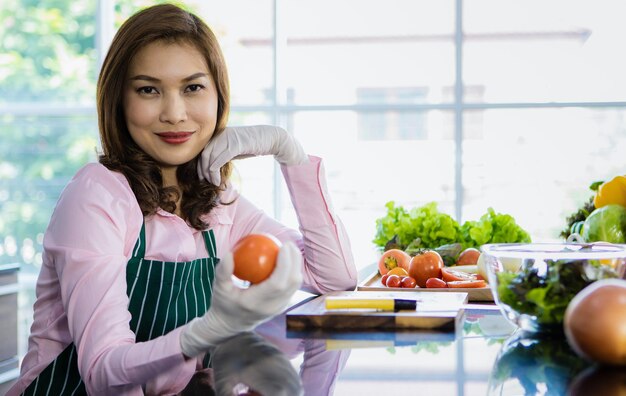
[155,132,193,144]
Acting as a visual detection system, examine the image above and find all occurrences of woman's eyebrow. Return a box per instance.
[182,72,209,82]
[128,73,208,82]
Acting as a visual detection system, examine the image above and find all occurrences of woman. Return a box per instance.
[9,3,356,395]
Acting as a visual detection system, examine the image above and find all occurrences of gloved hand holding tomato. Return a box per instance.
[233,234,281,284]
[179,237,303,358]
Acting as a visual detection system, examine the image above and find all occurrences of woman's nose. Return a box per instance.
[159,94,187,124]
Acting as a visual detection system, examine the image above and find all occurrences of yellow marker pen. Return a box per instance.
[325,297,417,312]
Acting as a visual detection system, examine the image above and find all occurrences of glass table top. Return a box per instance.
[206,299,616,396]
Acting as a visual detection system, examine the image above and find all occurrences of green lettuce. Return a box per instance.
[460,208,532,248]
[373,202,531,251]
[373,201,460,251]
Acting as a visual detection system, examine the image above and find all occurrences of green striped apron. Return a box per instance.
[21,223,219,396]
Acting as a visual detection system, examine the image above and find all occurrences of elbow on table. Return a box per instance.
[306,274,358,295]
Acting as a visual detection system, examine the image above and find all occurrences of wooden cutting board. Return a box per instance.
[286,290,467,331]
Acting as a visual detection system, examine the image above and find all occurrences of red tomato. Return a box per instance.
[441,268,478,283]
[408,250,444,288]
[447,280,487,288]
[400,276,417,288]
[457,248,481,266]
[380,274,390,286]
[425,278,448,288]
[378,249,411,275]
[385,274,402,288]
[233,234,281,284]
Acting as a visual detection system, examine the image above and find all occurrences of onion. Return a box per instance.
[564,278,626,366]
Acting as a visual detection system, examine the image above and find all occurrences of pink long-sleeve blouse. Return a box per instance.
[8,155,356,395]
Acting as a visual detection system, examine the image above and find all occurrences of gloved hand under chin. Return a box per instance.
[197,125,309,186]
[179,241,303,358]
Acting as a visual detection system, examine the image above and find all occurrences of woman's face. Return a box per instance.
[124,40,218,173]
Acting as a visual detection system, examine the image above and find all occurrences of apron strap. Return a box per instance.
[131,221,146,259]
[201,229,217,258]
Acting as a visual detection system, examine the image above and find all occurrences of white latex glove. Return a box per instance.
[180,241,303,358]
[197,125,309,185]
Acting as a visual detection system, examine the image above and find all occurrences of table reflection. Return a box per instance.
[189,303,625,395]
[211,331,303,396]
[487,332,588,395]
[255,313,351,396]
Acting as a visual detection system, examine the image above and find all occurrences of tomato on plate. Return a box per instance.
[386,274,402,288]
[378,249,411,275]
[233,234,281,284]
[441,268,478,283]
[425,278,448,288]
[447,280,487,288]
[380,274,390,286]
[400,276,417,288]
[408,250,444,288]
[457,247,481,266]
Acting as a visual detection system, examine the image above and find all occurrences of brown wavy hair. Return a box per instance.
[97,3,232,229]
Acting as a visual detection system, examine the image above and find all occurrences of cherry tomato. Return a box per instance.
[447,280,487,288]
[380,274,390,286]
[457,248,481,265]
[233,234,281,284]
[385,274,402,288]
[400,276,417,288]
[441,268,478,283]
[425,277,448,288]
[408,250,444,288]
[378,249,411,275]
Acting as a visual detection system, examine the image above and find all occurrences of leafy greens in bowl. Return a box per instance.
[482,243,626,333]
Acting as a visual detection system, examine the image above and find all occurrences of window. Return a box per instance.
[3,1,626,386]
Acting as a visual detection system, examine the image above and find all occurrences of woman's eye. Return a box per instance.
[137,86,158,95]
[186,84,205,93]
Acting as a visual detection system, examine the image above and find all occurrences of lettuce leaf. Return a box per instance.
[373,201,460,251]
[374,203,531,251]
[460,208,531,248]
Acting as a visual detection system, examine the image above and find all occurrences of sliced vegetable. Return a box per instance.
[387,267,409,277]
[447,280,487,288]
[441,268,477,283]
[377,249,411,275]
[446,265,478,274]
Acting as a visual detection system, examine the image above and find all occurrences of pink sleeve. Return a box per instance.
[46,164,195,395]
[227,156,357,294]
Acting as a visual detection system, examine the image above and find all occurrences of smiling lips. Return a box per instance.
[155,131,194,144]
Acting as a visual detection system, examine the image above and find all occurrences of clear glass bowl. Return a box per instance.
[481,243,626,333]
